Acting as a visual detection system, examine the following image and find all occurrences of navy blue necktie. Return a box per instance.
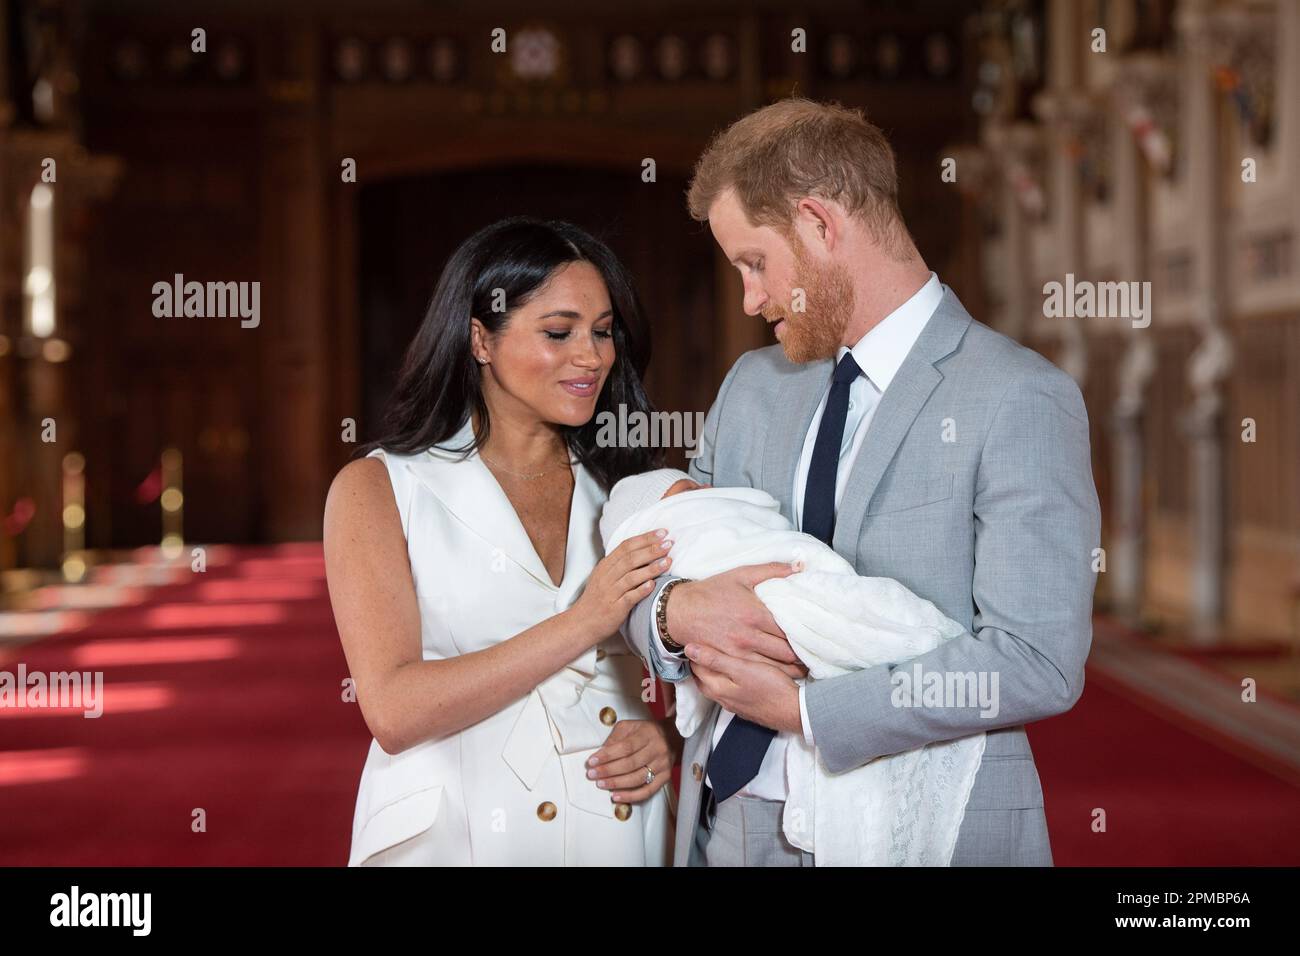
[801,352,862,545]
[707,352,862,805]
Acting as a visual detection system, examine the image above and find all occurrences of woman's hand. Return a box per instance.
[569,529,672,641]
[586,718,678,804]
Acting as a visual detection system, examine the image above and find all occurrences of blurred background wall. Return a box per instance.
[0,0,1296,653]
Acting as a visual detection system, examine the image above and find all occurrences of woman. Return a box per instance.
[325,217,678,866]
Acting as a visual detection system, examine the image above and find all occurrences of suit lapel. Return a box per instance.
[760,357,833,519]
[832,288,973,566]
[674,702,721,865]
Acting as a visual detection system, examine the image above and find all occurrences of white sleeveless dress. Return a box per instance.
[347,420,674,866]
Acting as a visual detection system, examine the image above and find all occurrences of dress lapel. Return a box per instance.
[556,464,603,608]
[402,419,587,592]
[831,286,974,565]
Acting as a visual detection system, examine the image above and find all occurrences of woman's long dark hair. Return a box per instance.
[363,216,662,490]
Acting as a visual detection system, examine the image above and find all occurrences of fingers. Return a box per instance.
[603,767,668,795]
[689,661,737,703]
[612,531,673,597]
[736,560,801,588]
[688,661,742,712]
[753,600,789,636]
[607,773,669,804]
[747,627,797,663]
[623,542,671,572]
[590,721,673,802]
[688,645,740,680]
[623,529,669,549]
[602,744,674,802]
[592,745,669,790]
[735,648,806,679]
[617,555,671,596]
[588,720,642,767]
[695,643,792,685]
[617,530,671,570]
[728,566,793,651]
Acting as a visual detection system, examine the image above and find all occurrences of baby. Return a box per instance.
[600,467,987,867]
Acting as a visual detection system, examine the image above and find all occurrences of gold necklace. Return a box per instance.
[478,450,571,481]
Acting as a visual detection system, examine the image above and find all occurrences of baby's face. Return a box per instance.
[663,478,708,498]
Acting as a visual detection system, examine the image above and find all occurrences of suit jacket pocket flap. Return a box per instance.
[867,473,953,515]
[351,784,445,865]
[962,756,1044,811]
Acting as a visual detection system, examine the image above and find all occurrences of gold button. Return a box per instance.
[595,647,606,661]
[691,762,703,782]
[537,801,557,821]
[614,802,632,821]
[599,706,617,726]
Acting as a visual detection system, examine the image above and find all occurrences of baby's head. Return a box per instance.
[663,476,706,498]
[599,468,711,551]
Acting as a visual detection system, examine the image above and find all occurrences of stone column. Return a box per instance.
[1108,57,1169,624]
[1037,0,1089,387]
[1284,3,1300,237]
[1112,335,1155,623]
[1178,0,1232,643]
[983,121,1043,343]
[999,139,1032,342]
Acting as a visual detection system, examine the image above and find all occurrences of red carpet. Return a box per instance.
[0,544,369,865]
[2,544,1297,865]
[1028,669,1300,865]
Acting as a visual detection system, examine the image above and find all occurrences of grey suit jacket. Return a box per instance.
[623,286,1101,866]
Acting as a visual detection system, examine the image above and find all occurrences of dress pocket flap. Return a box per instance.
[351,784,445,865]
[560,750,629,819]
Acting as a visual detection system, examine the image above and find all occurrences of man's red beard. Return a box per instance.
[766,243,855,363]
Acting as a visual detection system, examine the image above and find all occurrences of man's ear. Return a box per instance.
[793,196,838,254]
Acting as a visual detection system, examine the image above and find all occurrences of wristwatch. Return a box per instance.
[654,578,687,653]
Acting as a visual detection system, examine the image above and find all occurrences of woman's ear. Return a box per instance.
[469,317,489,365]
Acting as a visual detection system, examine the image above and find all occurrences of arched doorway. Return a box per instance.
[356,163,719,460]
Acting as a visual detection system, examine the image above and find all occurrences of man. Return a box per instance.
[619,98,1100,866]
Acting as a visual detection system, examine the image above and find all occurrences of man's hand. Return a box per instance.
[667,562,807,678]
[685,643,803,735]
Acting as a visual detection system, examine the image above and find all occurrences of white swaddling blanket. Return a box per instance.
[604,485,986,866]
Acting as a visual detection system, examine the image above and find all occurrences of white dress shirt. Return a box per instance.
[650,272,944,801]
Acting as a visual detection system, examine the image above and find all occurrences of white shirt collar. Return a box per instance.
[839,272,942,393]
